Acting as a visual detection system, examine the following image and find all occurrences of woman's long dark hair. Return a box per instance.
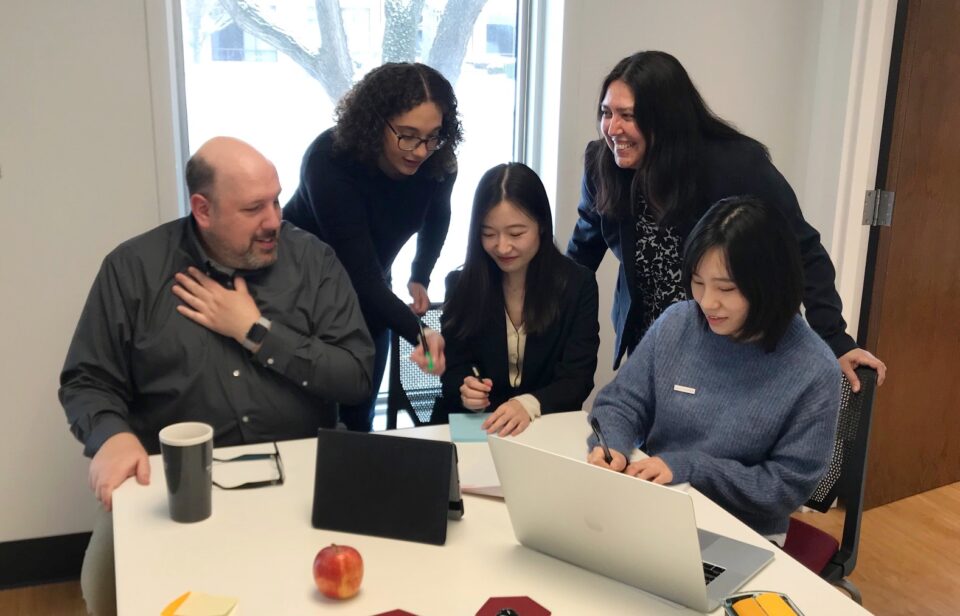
[444,163,567,338]
[590,51,763,227]
[333,62,462,179]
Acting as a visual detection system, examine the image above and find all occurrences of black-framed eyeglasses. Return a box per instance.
[212,441,285,490]
[384,119,446,152]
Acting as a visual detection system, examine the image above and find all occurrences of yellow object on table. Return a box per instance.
[731,597,767,616]
[756,592,799,615]
[725,591,802,616]
[161,591,239,616]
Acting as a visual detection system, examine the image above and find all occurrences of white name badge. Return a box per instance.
[673,384,696,395]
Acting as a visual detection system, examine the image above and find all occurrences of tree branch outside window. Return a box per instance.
[215,0,491,102]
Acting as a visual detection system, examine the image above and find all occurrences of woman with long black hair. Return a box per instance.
[438,163,599,436]
[567,51,885,391]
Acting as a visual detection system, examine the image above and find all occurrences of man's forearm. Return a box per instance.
[252,320,374,405]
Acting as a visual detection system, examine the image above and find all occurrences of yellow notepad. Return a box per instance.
[731,597,766,616]
[729,592,799,616]
[162,591,239,616]
[755,592,797,616]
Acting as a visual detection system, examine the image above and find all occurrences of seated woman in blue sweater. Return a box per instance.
[587,196,841,542]
[437,163,600,435]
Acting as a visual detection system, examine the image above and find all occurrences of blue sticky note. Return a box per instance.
[449,412,492,442]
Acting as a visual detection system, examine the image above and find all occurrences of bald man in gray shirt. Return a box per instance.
[60,137,374,615]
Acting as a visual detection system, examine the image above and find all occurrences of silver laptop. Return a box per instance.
[488,435,774,613]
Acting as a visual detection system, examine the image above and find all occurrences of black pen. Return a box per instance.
[471,366,490,412]
[590,417,613,464]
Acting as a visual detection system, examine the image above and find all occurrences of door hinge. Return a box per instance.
[862,189,895,227]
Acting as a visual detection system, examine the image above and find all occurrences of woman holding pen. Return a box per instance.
[284,62,461,431]
[436,163,600,436]
[587,197,841,541]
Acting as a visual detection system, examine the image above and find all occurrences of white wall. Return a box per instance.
[821,0,898,338]
[0,0,164,541]
[793,0,898,339]
[0,0,895,544]
[538,0,895,404]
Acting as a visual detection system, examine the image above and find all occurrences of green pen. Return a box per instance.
[417,320,434,371]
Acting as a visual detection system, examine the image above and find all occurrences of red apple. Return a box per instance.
[313,544,363,599]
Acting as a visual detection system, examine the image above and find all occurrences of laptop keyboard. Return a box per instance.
[703,561,726,585]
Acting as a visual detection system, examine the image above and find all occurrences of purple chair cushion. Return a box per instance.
[784,517,840,575]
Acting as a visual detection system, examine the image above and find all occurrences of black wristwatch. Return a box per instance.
[242,317,271,351]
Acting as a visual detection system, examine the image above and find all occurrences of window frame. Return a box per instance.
[148,0,540,426]
[157,0,537,218]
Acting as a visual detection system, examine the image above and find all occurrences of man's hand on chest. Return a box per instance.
[172,266,262,344]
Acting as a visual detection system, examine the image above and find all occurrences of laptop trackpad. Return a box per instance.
[700,529,772,568]
[699,529,774,610]
[698,528,721,551]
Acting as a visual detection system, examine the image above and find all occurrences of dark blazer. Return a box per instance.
[567,138,856,369]
[434,258,600,422]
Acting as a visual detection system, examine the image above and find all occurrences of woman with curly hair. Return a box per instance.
[284,62,462,432]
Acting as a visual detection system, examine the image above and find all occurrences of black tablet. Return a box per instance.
[311,429,463,545]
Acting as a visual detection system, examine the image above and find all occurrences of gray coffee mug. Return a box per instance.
[159,422,213,523]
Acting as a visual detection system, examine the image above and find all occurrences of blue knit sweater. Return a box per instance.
[588,301,841,535]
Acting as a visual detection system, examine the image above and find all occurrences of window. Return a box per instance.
[211,23,278,62]
[210,23,243,61]
[486,24,515,56]
[177,0,524,422]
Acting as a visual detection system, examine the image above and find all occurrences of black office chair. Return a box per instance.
[385,304,443,429]
[783,366,879,604]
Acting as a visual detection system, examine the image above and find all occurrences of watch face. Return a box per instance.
[246,322,269,344]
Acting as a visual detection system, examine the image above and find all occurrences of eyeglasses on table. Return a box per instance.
[212,441,285,490]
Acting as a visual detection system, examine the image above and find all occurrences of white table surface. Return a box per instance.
[113,412,870,615]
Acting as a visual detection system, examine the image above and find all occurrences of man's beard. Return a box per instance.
[204,230,278,270]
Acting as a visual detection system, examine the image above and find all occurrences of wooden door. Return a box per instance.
[862,0,960,508]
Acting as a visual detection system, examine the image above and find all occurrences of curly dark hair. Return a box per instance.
[333,62,462,179]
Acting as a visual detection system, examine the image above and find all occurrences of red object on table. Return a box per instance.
[476,596,550,615]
